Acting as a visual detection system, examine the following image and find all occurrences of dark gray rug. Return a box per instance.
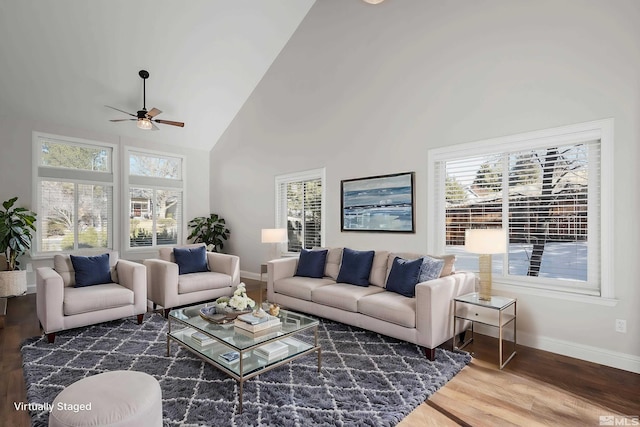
[21,313,470,426]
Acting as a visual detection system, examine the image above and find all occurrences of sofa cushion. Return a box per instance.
[388,252,455,278]
[385,257,424,297]
[70,253,113,287]
[63,283,134,316]
[174,246,209,275]
[311,283,385,312]
[178,271,231,294]
[274,276,335,301]
[369,251,390,287]
[358,291,416,328]
[418,256,445,282]
[336,248,375,286]
[295,249,328,278]
[324,247,343,280]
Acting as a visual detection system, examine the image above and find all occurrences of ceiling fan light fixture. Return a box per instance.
[362,0,384,4]
[137,118,152,130]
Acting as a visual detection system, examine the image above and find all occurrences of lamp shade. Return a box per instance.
[261,228,288,243]
[465,229,507,254]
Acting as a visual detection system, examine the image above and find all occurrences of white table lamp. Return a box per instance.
[465,228,507,301]
[261,228,288,261]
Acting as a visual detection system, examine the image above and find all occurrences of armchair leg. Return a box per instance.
[153,303,157,310]
[47,333,56,344]
[424,347,436,361]
[137,314,144,324]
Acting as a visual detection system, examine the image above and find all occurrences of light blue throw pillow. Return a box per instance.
[418,255,445,283]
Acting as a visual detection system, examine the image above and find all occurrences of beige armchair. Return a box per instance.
[144,243,240,316]
[36,252,147,343]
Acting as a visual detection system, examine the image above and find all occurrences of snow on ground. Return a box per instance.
[448,242,587,281]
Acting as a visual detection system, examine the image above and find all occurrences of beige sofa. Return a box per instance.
[36,252,147,343]
[267,248,475,360]
[144,243,240,316]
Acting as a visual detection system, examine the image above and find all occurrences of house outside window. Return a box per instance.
[33,133,116,254]
[275,168,325,254]
[126,149,184,248]
[428,120,613,298]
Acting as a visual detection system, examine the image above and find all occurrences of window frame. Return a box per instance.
[275,168,326,256]
[32,132,118,256]
[427,119,614,299]
[124,147,186,251]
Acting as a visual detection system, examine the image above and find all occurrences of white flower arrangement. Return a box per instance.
[216,282,256,310]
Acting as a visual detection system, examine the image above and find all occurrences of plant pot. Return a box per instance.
[0,270,27,297]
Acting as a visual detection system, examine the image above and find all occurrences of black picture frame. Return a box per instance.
[341,171,415,233]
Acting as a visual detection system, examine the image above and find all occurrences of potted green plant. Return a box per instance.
[0,197,37,296]
[187,213,230,252]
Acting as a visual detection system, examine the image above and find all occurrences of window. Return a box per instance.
[428,120,613,297]
[275,169,325,253]
[126,149,184,249]
[33,133,116,253]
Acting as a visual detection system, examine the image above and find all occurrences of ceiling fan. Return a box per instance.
[106,70,184,130]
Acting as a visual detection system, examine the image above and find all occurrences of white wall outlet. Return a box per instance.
[615,319,627,333]
[26,263,33,273]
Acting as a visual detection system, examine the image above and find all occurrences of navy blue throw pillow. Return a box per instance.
[70,253,112,287]
[386,256,424,297]
[336,248,375,286]
[174,246,209,275]
[295,249,328,278]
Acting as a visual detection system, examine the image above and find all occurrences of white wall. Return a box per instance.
[0,116,211,284]
[210,0,640,371]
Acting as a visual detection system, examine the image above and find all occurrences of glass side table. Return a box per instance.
[453,292,517,369]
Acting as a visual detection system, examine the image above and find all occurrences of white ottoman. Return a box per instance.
[49,370,163,427]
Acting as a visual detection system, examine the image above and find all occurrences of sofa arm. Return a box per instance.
[414,271,476,349]
[116,260,147,311]
[36,267,65,334]
[207,252,240,286]
[268,258,298,283]
[143,259,179,309]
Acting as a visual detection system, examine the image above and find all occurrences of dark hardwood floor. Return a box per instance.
[1,281,638,426]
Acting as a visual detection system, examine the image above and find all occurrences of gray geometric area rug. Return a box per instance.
[21,313,471,427]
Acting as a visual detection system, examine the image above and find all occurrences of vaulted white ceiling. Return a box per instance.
[0,0,315,151]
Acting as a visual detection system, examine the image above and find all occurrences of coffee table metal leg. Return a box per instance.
[239,380,243,413]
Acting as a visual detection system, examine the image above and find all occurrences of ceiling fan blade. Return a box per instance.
[151,121,160,131]
[109,119,136,122]
[147,107,162,118]
[154,119,185,128]
[105,105,136,117]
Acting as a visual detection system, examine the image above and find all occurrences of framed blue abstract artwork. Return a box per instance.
[341,171,415,233]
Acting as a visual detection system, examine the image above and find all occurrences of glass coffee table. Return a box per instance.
[167,303,321,413]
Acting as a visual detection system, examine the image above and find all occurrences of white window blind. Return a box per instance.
[34,133,115,253]
[429,120,613,297]
[275,169,325,253]
[126,149,184,248]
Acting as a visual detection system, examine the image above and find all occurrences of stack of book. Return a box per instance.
[234,312,281,333]
[191,331,216,346]
[254,341,289,362]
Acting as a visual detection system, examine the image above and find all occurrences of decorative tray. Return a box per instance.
[199,306,251,324]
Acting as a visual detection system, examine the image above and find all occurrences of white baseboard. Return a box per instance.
[517,331,640,374]
[240,270,262,282]
[475,324,640,374]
